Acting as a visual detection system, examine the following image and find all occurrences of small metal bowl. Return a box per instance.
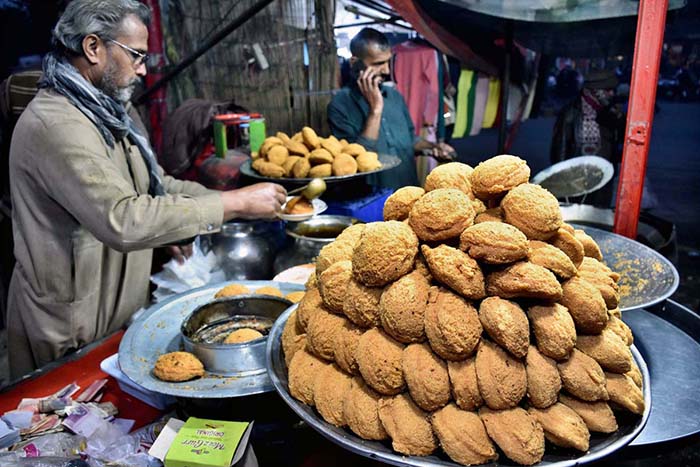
[181,295,292,376]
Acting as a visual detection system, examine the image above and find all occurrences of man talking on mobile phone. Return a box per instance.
[327,28,455,189]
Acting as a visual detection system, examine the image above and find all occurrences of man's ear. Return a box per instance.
[349,56,357,66]
[82,34,102,65]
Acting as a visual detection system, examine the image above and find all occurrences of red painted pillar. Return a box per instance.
[613,0,668,238]
[144,0,167,154]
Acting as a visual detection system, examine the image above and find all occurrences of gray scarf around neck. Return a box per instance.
[39,52,165,196]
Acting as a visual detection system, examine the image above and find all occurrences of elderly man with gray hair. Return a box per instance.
[7,0,287,377]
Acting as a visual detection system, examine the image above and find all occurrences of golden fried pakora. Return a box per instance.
[501,183,562,240]
[558,349,609,402]
[295,287,326,331]
[558,394,618,433]
[527,240,577,280]
[605,373,645,415]
[378,393,438,456]
[525,345,562,409]
[267,145,289,166]
[286,139,312,157]
[320,136,343,157]
[282,155,302,177]
[309,148,334,165]
[470,154,530,200]
[288,347,327,406]
[528,403,590,451]
[383,186,425,221]
[478,297,530,358]
[576,329,633,374]
[561,277,609,334]
[448,357,483,411]
[223,328,263,344]
[474,207,503,224]
[424,162,474,195]
[355,328,406,395]
[282,310,306,366]
[318,260,352,314]
[550,228,585,268]
[527,303,577,361]
[379,271,430,343]
[306,308,347,361]
[153,351,205,382]
[313,363,353,427]
[342,143,365,157]
[292,158,311,178]
[343,377,389,440]
[479,407,545,466]
[577,257,620,309]
[332,320,363,375]
[302,126,321,149]
[285,291,306,303]
[356,152,382,172]
[459,221,529,264]
[475,340,527,410]
[486,261,563,301]
[259,136,283,156]
[332,153,358,176]
[408,188,475,241]
[215,283,251,298]
[343,277,382,328]
[421,244,486,300]
[309,163,332,178]
[574,229,603,261]
[431,403,498,466]
[254,286,283,297]
[352,221,418,287]
[253,160,286,178]
[424,287,482,360]
[401,343,450,411]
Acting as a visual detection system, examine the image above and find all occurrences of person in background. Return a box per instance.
[327,28,454,189]
[7,0,286,378]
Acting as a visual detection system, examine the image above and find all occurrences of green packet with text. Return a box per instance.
[164,417,251,467]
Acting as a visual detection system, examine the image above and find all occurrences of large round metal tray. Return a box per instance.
[532,156,614,198]
[574,224,679,311]
[267,305,651,467]
[119,280,304,399]
[240,154,401,185]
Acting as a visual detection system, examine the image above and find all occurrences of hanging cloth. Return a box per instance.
[437,53,445,140]
[469,75,489,136]
[482,78,501,129]
[453,69,474,138]
[393,42,440,136]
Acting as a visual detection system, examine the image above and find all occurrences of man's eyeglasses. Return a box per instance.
[109,39,150,68]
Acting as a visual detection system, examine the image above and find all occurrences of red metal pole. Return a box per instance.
[613,0,668,238]
[144,0,167,154]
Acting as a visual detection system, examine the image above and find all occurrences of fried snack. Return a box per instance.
[578,257,620,309]
[478,297,529,358]
[525,346,562,409]
[459,221,529,265]
[474,207,503,224]
[414,253,432,281]
[267,145,289,166]
[306,308,347,361]
[424,162,474,195]
[292,158,311,178]
[255,286,283,297]
[316,224,364,276]
[343,377,389,440]
[528,403,590,451]
[254,160,286,178]
[576,329,633,374]
[561,277,609,334]
[282,310,306,366]
[409,188,475,241]
[332,153,358,176]
[318,260,352,314]
[479,407,545,466]
[626,361,643,388]
[528,303,577,361]
[605,373,645,415]
[470,154,530,200]
[501,183,562,240]
[215,283,251,298]
[401,343,450,411]
[383,186,425,221]
[285,291,305,303]
[333,320,363,375]
[608,307,622,319]
[448,358,483,411]
[475,340,527,410]
[378,393,438,456]
[295,287,325,331]
[559,394,618,433]
[431,403,498,466]
[356,152,382,172]
[486,261,563,301]
[550,228,585,268]
[309,163,332,178]
[321,136,343,157]
[288,347,327,406]
[282,155,302,177]
[313,363,353,427]
[558,349,609,402]
[343,143,365,156]
[343,277,382,328]
[356,328,406,395]
[352,221,418,287]
[224,328,263,344]
[275,131,292,144]
[259,136,284,156]
[527,240,577,280]
[421,244,486,300]
[291,131,303,143]
[302,126,321,149]
[424,287,482,360]
[471,197,487,215]
[285,140,311,157]
[309,148,334,165]
[380,271,430,343]
[574,229,603,261]
[153,352,205,382]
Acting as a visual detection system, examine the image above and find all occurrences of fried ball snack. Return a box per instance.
[475,340,527,410]
[626,361,643,389]
[471,197,487,215]
[356,328,406,395]
[321,136,343,157]
[352,221,418,287]
[470,154,530,200]
[259,136,284,156]
[574,229,603,261]
[309,148,334,165]
[356,152,382,172]
[550,227,585,268]
[275,131,292,144]
[153,351,205,382]
[578,257,620,309]
[332,153,358,176]
[291,131,303,143]
[459,221,529,265]
[414,253,432,281]
[309,163,332,178]
[282,155,302,177]
[378,393,438,456]
[288,347,327,406]
[302,126,321,149]
[295,287,325,331]
[528,403,590,451]
[254,160,286,178]
[486,261,563,301]
[401,343,451,411]
[528,303,577,361]
[306,308,347,361]
[605,373,645,415]
[448,358,483,411]
[380,271,430,343]
[316,225,361,276]
[478,297,529,358]
[526,345,562,409]
[501,183,562,240]
[343,277,382,328]
[479,407,545,466]
[424,162,474,195]
[421,244,486,300]
[215,283,251,298]
[474,207,503,224]
[558,349,609,402]
[608,307,622,319]
[576,329,633,374]
[292,157,311,178]
[285,291,306,303]
[254,286,283,297]
[431,403,498,466]
[318,260,352,314]
[282,310,306,366]
[267,145,289,166]
[343,377,389,440]
[333,320,363,375]
[343,143,365,156]
[408,188,475,241]
[424,287,482,360]
[559,394,618,433]
[313,363,353,427]
[383,186,425,221]
[224,328,263,344]
[561,277,609,334]
[527,240,577,280]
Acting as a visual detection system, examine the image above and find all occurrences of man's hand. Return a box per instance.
[434,142,457,161]
[167,244,193,265]
[221,183,287,221]
[357,68,384,115]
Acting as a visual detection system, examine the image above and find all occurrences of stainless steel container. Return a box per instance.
[181,295,291,376]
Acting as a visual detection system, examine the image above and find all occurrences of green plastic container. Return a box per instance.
[249,118,266,153]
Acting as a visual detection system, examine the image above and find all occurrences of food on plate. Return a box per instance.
[576,329,633,373]
[292,157,311,178]
[309,163,332,178]
[288,347,327,406]
[282,155,302,177]
[379,271,430,343]
[331,153,358,176]
[549,227,585,268]
[478,297,529,358]
[282,196,313,215]
[605,316,633,346]
[431,403,498,466]
[321,136,343,157]
[574,229,604,261]
[253,159,285,178]
[501,183,562,240]
[259,136,283,156]
[423,162,474,194]
[561,277,609,334]
[223,328,263,344]
[332,320,363,375]
[525,345,562,408]
[527,240,577,280]
[559,394,618,433]
[302,126,321,149]
[318,260,353,313]
[254,285,283,297]
[474,207,503,224]
[470,154,530,200]
[214,283,251,298]
[352,221,418,287]
[313,363,353,427]
[528,403,590,451]
[409,188,475,241]
[295,287,325,331]
[448,357,483,411]
[267,144,288,165]
[577,257,621,309]
[401,343,450,411]
[343,377,389,440]
[342,143,365,156]
[285,291,306,303]
[626,361,643,388]
[421,244,486,300]
[475,340,527,410]
[282,310,306,366]
[424,287,482,360]
[480,406,545,466]
[378,393,438,456]
[315,224,364,276]
[153,351,205,382]
[605,372,645,415]
[527,303,577,361]
[356,151,382,172]
[383,186,425,221]
[309,148,334,165]
[486,261,563,301]
[459,221,529,264]
[355,328,405,395]
[306,308,347,361]
[343,277,382,328]
[558,349,609,401]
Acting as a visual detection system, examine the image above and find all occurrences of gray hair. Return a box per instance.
[53,0,151,55]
